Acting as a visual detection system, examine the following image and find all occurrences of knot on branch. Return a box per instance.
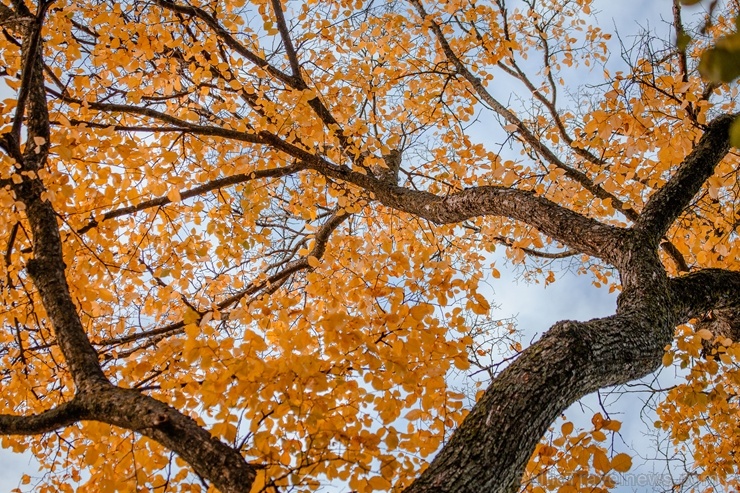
[549,320,593,361]
[26,257,67,280]
[25,257,43,279]
[147,412,170,428]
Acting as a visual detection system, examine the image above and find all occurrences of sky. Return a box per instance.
[0,0,711,491]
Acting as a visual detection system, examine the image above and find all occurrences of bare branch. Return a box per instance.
[672,0,699,123]
[495,57,608,168]
[492,235,576,259]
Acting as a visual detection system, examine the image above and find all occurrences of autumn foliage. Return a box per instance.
[0,0,739,492]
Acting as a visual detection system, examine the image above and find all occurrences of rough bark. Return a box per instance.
[404,237,678,492]
[401,113,736,491]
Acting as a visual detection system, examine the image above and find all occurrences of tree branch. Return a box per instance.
[52,86,621,263]
[97,211,349,351]
[153,0,295,87]
[11,3,106,390]
[308,160,624,262]
[637,113,735,239]
[77,163,305,234]
[269,0,302,80]
[668,268,740,322]
[9,12,258,492]
[49,88,350,171]
[660,240,690,273]
[491,235,576,259]
[0,398,87,435]
[0,2,31,31]
[86,385,256,493]
[48,89,265,145]
[11,8,42,143]
[153,0,357,163]
[408,0,638,225]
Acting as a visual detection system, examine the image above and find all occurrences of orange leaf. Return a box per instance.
[611,453,632,473]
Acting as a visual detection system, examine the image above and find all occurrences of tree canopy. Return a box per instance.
[0,0,739,492]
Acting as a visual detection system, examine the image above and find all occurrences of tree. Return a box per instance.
[0,0,739,491]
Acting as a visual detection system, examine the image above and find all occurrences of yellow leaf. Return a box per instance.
[84,448,100,467]
[167,188,181,202]
[469,293,491,315]
[409,304,431,321]
[603,419,622,432]
[183,307,200,325]
[561,421,574,436]
[592,430,607,442]
[592,448,611,472]
[662,352,674,367]
[611,453,632,473]
[368,476,391,490]
[307,255,320,268]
